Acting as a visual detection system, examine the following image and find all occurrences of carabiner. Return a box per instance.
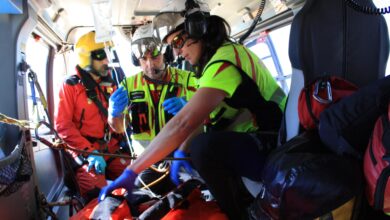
[313,79,333,104]
[103,127,111,143]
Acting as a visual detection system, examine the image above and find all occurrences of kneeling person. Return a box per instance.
[108,24,197,196]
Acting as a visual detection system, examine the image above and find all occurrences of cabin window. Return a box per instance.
[373,0,390,76]
[52,49,67,112]
[247,24,292,94]
[25,34,50,124]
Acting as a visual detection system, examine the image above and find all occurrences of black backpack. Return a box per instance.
[250,132,362,220]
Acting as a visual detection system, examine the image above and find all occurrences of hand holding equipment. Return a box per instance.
[87,150,107,174]
[108,86,128,117]
[162,97,187,115]
[170,150,194,185]
[98,169,138,202]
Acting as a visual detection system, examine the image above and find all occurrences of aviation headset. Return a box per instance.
[131,52,140,67]
[183,0,210,39]
[131,0,209,67]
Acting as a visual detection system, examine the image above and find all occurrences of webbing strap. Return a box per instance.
[77,66,109,117]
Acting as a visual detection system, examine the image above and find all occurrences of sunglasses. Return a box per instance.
[170,32,189,49]
[91,49,107,61]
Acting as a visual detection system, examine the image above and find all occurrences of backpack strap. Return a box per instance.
[76,65,109,117]
[303,76,332,127]
[304,86,319,126]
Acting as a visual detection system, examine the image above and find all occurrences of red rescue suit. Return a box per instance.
[55,66,130,197]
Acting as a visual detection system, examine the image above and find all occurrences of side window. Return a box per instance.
[373,0,390,76]
[247,24,292,94]
[25,34,50,124]
[53,51,67,111]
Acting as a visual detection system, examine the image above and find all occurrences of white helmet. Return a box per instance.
[131,23,165,60]
[153,0,210,43]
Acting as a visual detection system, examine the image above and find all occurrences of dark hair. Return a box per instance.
[195,15,232,78]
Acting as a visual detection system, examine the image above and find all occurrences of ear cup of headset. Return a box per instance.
[163,45,175,65]
[184,11,208,39]
[131,53,140,67]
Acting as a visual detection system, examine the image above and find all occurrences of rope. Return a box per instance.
[33,120,189,161]
[0,113,35,130]
[0,112,190,162]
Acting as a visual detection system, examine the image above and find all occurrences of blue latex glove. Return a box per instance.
[86,150,106,174]
[99,169,138,202]
[108,86,128,117]
[162,97,187,115]
[170,150,194,185]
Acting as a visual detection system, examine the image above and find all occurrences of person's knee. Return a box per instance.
[189,132,219,169]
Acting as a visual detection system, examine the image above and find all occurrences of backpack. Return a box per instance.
[298,76,357,130]
[319,75,390,159]
[251,131,362,220]
[364,103,390,212]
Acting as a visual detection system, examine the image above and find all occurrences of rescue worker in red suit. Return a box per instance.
[54,31,130,200]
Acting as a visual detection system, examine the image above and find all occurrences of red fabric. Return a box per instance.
[75,158,131,196]
[162,189,229,220]
[54,68,115,151]
[71,187,228,220]
[105,157,131,180]
[70,189,132,220]
[298,76,357,130]
[76,165,107,196]
[364,105,390,212]
[54,68,131,196]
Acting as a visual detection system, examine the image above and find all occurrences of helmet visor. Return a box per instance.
[131,38,165,60]
[153,12,185,43]
[90,49,108,61]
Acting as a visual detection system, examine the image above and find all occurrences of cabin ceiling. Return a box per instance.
[32,0,300,44]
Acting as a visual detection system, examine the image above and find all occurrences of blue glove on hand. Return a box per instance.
[98,169,138,202]
[109,86,128,117]
[86,150,106,174]
[162,97,187,115]
[170,150,194,185]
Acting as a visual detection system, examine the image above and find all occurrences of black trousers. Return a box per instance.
[190,131,272,220]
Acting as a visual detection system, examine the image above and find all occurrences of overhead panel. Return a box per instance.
[134,0,169,16]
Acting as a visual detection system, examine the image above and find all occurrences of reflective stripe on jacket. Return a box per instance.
[201,42,286,132]
[123,66,197,141]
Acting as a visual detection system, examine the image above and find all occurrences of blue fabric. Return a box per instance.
[170,150,194,185]
[108,86,128,117]
[162,97,187,115]
[99,169,138,202]
[87,150,106,174]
